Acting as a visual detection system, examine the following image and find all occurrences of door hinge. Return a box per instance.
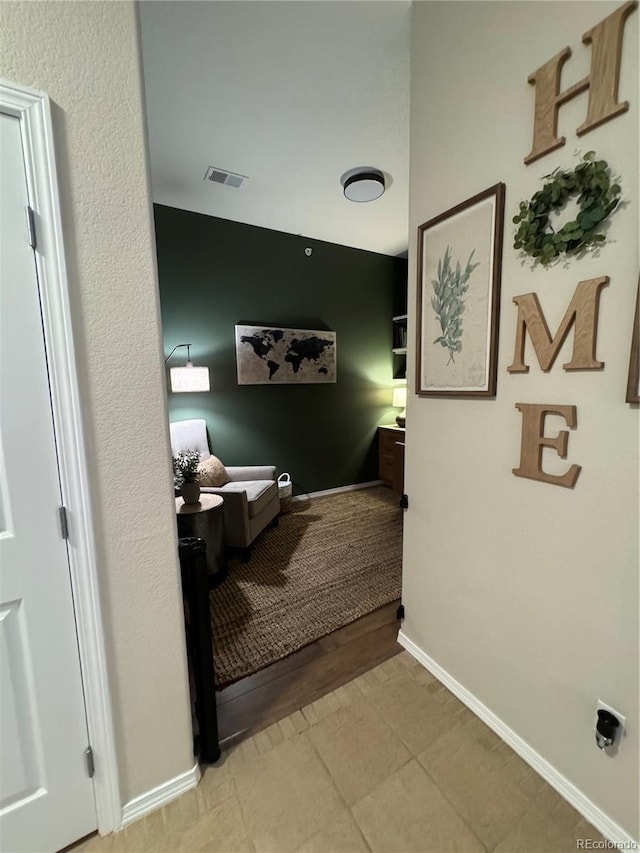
[26,205,37,249]
[396,604,405,621]
[85,746,95,778]
[399,493,409,510]
[58,505,69,539]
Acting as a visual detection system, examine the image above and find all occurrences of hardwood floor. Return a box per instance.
[215,600,402,750]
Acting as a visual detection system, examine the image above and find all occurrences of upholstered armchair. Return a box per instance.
[170,419,279,558]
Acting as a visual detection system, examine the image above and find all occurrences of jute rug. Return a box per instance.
[210,486,402,687]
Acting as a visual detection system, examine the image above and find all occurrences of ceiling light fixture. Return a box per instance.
[341,168,385,203]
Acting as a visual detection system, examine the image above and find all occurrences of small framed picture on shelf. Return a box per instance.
[416,183,505,397]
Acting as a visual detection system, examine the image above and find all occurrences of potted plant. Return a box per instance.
[173,450,201,504]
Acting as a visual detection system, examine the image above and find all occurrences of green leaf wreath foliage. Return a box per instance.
[512,151,621,266]
[431,246,480,365]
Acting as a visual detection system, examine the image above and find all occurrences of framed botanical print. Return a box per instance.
[416,183,505,397]
[626,278,639,404]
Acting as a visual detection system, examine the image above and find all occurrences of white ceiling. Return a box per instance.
[139,1,411,256]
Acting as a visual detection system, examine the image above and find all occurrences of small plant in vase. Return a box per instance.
[173,450,201,504]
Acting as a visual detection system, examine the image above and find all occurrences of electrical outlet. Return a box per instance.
[596,700,626,752]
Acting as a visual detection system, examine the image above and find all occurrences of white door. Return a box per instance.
[0,112,97,850]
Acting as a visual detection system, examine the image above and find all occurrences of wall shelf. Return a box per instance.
[392,314,408,379]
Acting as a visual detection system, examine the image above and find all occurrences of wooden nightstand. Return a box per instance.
[378,425,405,494]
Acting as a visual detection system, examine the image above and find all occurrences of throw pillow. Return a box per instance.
[197,455,230,487]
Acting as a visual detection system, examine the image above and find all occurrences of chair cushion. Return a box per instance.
[220,479,278,518]
[169,419,211,460]
[198,455,230,487]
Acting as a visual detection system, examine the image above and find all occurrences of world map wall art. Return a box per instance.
[235,324,337,385]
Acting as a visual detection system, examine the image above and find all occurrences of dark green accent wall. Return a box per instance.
[154,204,407,495]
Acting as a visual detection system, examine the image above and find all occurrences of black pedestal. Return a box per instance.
[177,537,220,763]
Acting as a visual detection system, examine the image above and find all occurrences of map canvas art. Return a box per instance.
[235,325,337,385]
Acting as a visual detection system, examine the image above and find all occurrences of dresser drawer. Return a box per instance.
[378,426,405,487]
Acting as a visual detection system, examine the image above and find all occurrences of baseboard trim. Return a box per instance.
[120,763,201,828]
[397,631,637,847]
[292,480,383,501]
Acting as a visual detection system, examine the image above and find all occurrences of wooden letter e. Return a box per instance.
[513,404,581,488]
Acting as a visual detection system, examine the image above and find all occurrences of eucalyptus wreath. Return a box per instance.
[513,151,621,266]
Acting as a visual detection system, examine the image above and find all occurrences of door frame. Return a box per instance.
[0,79,121,834]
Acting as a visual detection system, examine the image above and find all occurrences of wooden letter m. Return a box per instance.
[507,277,609,373]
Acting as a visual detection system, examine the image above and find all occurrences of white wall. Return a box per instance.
[405,0,638,840]
[0,1,194,804]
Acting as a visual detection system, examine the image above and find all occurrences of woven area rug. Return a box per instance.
[210,486,402,687]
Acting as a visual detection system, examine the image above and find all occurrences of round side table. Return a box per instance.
[175,494,227,587]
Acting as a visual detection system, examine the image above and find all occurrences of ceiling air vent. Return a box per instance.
[204,166,248,189]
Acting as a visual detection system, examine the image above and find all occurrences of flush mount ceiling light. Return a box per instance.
[341,168,385,203]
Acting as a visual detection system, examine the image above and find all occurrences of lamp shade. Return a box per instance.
[170,364,210,393]
[392,386,407,409]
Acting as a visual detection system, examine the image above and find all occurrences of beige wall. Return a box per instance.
[1,1,194,803]
[405,0,638,840]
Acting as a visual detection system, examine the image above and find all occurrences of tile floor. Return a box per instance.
[74,652,606,853]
